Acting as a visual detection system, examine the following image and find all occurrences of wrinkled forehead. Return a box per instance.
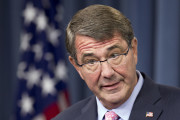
[75,34,127,54]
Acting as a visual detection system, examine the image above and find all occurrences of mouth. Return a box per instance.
[101,81,120,91]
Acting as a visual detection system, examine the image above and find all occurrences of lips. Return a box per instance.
[101,82,120,91]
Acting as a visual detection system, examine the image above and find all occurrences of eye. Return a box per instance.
[85,59,98,65]
[109,53,120,59]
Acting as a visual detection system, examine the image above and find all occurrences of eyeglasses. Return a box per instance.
[76,47,130,73]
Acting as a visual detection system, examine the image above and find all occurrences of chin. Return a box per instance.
[107,91,128,104]
[104,93,123,103]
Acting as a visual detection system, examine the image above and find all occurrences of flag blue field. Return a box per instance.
[14,0,70,119]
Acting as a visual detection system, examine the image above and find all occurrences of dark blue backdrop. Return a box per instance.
[0,0,180,120]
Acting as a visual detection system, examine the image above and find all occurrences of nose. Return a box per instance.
[100,61,115,79]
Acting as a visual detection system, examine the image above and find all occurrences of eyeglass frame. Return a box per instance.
[75,46,130,68]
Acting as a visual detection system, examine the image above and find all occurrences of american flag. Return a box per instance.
[146,112,153,117]
[14,0,70,120]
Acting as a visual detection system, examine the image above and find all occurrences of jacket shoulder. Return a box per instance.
[52,95,95,120]
[158,84,180,101]
[157,84,180,119]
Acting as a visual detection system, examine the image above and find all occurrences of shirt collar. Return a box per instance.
[96,70,144,120]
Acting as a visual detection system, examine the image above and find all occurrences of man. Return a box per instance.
[53,5,180,120]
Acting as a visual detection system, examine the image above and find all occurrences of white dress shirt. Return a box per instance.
[96,70,144,120]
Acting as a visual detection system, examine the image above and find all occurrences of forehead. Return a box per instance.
[75,35,127,54]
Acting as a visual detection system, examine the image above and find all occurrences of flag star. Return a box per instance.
[32,43,43,61]
[26,67,42,89]
[20,32,32,51]
[41,75,56,96]
[55,61,67,80]
[23,2,37,24]
[18,93,34,116]
[47,25,61,46]
[35,11,48,31]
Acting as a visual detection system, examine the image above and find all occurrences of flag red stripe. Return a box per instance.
[43,103,60,120]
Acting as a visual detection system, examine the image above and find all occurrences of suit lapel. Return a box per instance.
[76,96,97,120]
[129,103,162,120]
[129,73,163,120]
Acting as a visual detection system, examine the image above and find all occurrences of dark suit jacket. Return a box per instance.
[52,72,180,120]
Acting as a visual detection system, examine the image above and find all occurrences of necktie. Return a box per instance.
[104,111,119,120]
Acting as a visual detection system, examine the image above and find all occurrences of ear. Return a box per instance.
[131,37,138,64]
[69,56,85,80]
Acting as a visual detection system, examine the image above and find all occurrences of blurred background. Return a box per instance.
[0,0,180,120]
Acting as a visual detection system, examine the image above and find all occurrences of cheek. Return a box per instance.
[81,71,100,89]
[114,64,128,79]
[114,57,136,82]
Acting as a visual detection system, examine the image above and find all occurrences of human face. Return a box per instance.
[69,34,138,109]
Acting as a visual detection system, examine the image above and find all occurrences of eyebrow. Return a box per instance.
[107,44,125,51]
